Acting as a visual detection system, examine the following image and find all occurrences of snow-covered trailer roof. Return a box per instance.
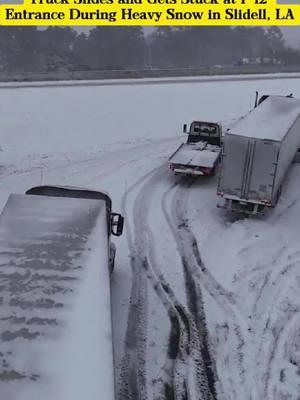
[228,96,300,141]
[0,194,115,400]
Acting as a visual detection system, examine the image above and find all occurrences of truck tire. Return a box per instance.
[109,257,115,275]
[276,185,282,203]
[109,243,116,274]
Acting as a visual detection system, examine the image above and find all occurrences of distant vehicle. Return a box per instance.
[169,121,222,176]
[0,185,124,400]
[217,95,300,215]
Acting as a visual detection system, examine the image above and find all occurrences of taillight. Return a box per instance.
[262,200,272,206]
[169,164,174,170]
[217,191,224,197]
[201,167,211,175]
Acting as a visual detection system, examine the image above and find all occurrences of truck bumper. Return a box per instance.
[173,168,204,176]
[220,197,270,215]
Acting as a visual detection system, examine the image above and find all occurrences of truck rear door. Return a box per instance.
[220,135,278,202]
[245,140,279,202]
[219,134,250,198]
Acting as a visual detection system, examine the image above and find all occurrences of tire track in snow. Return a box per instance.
[264,308,299,400]
[129,168,183,400]
[165,179,253,400]
[118,167,160,400]
[144,173,217,400]
[144,178,205,400]
[119,167,189,400]
[71,139,178,187]
[233,245,286,296]
[162,179,217,400]
[236,243,300,399]
[252,248,290,318]
[0,138,176,189]
[253,260,300,399]
[119,167,212,400]
[142,180,191,400]
[143,259,190,400]
[269,313,300,399]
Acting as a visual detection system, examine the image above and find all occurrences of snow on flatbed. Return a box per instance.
[229,95,300,141]
[0,194,114,400]
[170,142,220,168]
[1,75,300,400]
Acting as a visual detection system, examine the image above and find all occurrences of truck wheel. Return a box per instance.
[276,185,282,202]
[109,257,115,275]
[109,243,116,274]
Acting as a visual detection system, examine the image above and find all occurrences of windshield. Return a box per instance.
[190,122,219,137]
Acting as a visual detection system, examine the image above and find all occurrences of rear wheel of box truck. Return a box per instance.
[276,185,282,203]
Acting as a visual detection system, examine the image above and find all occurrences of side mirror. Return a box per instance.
[111,213,124,236]
[254,91,258,108]
[183,124,188,134]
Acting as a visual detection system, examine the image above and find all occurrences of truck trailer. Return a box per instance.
[0,185,124,400]
[169,121,222,176]
[217,95,300,214]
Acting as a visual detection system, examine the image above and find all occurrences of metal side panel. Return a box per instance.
[246,140,279,202]
[274,114,300,192]
[218,134,250,198]
[0,194,115,400]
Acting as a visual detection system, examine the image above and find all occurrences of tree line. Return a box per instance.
[0,26,299,72]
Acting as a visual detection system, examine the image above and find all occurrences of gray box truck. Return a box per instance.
[217,96,300,214]
[0,185,124,400]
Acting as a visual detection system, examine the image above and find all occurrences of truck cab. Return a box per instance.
[183,121,222,146]
[168,121,222,177]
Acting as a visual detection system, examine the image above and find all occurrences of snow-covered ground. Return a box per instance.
[1,76,300,400]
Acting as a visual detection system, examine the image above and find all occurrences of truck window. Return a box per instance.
[188,122,220,145]
[191,122,219,137]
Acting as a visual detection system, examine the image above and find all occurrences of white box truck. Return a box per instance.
[0,185,124,400]
[217,95,300,214]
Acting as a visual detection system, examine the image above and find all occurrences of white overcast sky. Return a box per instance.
[278,0,300,48]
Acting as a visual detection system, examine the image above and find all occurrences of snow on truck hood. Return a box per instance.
[0,194,114,400]
[228,96,300,141]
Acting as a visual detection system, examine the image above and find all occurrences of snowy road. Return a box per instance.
[1,76,300,400]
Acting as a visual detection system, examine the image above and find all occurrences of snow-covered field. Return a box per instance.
[1,76,300,400]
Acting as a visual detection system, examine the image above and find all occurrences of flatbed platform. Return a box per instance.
[170,142,220,168]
